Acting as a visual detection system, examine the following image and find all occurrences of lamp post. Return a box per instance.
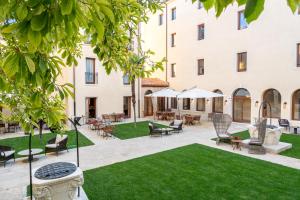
[28,132,33,200]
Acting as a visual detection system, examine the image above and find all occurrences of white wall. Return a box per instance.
[141,0,300,125]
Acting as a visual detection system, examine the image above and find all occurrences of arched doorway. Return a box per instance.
[212,89,223,113]
[263,89,281,118]
[144,90,153,116]
[233,88,251,123]
[292,89,300,120]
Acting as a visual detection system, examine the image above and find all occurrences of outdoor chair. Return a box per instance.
[212,113,232,145]
[149,123,163,137]
[102,114,112,124]
[101,125,114,138]
[248,118,267,155]
[278,119,290,132]
[193,115,201,125]
[169,120,183,133]
[45,135,68,155]
[0,145,15,167]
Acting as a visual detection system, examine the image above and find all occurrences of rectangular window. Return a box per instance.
[196,98,205,111]
[123,74,130,85]
[171,97,177,109]
[197,59,204,75]
[171,63,176,77]
[198,24,205,40]
[171,33,176,47]
[237,52,247,72]
[238,10,248,30]
[297,43,300,67]
[171,7,176,20]
[159,14,163,25]
[85,58,96,84]
[183,98,190,110]
[198,1,203,9]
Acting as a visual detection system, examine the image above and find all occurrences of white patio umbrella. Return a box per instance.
[146,88,180,98]
[177,87,224,99]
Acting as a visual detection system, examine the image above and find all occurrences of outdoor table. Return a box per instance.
[291,126,299,134]
[184,115,194,125]
[231,139,242,150]
[161,128,174,135]
[18,148,43,162]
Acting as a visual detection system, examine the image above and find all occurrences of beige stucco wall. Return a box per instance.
[141,0,300,125]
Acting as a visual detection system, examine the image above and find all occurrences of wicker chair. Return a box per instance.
[248,118,267,155]
[212,113,232,145]
[169,120,183,133]
[278,119,290,132]
[45,135,68,155]
[102,114,111,124]
[149,123,163,137]
[193,115,201,125]
[0,145,15,167]
[102,125,114,138]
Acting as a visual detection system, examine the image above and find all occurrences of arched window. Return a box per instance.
[233,88,251,122]
[263,89,281,118]
[292,90,300,120]
[144,90,153,116]
[212,89,223,113]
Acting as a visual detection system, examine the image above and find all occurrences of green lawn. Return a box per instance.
[83,144,300,200]
[112,121,166,140]
[0,130,94,158]
[232,131,300,159]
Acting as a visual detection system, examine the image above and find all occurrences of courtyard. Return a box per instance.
[0,120,300,199]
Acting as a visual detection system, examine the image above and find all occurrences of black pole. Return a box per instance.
[28,132,33,200]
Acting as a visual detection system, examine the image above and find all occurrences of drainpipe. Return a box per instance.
[165,3,168,82]
[137,23,141,118]
[73,66,76,116]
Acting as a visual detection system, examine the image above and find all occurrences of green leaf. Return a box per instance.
[236,0,247,5]
[30,12,47,31]
[16,4,28,20]
[61,0,73,15]
[92,13,105,42]
[28,0,41,7]
[3,54,19,77]
[28,28,41,49]
[244,0,265,23]
[100,6,115,24]
[1,23,18,34]
[287,0,298,12]
[25,56,36,73]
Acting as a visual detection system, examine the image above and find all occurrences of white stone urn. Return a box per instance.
[32,162,84,200]
[248,125,283,145]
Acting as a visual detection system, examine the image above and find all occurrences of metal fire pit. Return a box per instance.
[34,162,77,180]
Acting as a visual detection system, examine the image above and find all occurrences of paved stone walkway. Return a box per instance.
[0,120,299,200]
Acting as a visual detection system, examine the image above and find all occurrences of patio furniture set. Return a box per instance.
[0,134,69,167]
[102,113,125,123]
[149,120,183,137]
[0,121,20,134]
[87,118,115,138]
[278,118,300,134]
[155,111,176,121]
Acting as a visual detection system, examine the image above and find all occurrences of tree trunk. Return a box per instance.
[131,79,137,127]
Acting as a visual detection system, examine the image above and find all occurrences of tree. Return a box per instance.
[122,50,164,126]
[195,0,299,23]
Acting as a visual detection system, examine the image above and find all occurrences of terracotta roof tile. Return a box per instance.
[142,78,169,87]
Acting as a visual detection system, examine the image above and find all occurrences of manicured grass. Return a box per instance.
[83,144,300,200]
[232,131,300,159]
[112,121,166,140]
[0,130,94,158]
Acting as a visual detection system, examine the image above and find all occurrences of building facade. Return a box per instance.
[141,0,300,125]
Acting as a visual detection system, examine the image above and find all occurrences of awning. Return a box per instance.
[177,88,224,99]
[146,88,180,98]
[142,78,169,87]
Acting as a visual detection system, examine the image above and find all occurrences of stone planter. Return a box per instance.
[248,125,283,145]
[32,162,84,200]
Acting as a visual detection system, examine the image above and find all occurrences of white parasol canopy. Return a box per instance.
[146,88,180,98]
[177,87,224,99]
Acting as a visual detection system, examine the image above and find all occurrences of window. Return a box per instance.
[197,24,205,40]
[171,8,176,20]
[263,89,281,118]
[183,98,190,110]
[123,74,130,85]
[212,90,224,113]
[196,98,205,111]
[197,59,204,75]
[159,14,163,25]
[238,10,248,30]
[198,1,203,9]
[171,97,177,109]
[237,52,247,72]
[292,90,300,120]
[297,43,300,67]
[171,33,176,47]
[171,63,176,77]
[85,58,96,84]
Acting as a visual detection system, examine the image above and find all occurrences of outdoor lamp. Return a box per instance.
[255,101,259,107]
[283,102,287,109]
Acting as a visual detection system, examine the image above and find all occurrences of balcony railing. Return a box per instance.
[85,72,98,84]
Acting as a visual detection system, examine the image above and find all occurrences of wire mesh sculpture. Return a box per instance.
[212,113,232,145]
